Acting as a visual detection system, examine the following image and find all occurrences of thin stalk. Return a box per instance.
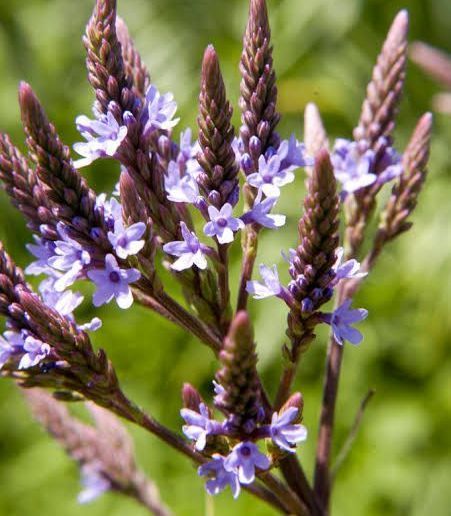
[260,471,309,515]
[217,243,232,332]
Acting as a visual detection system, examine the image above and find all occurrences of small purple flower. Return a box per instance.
[25,237,56,276]
[87,254,141,309]
[198,455,241,499]
[96,195,122,231]
[73,109,129,168]
[247,154,294,198]
[78,465,111,504]
[332,247,367,284]
[178,128,202,178]
[164,160,199,203]
[141,85,179,135]
[0,331,25,369]
[163,222,208,271]
[376,142,403,184]
[204,203,244,244]
[242,193,286,229]
[331,139,377,193]
[246,264,282,299]
[108,220,146,259]
[39,276,83,316]
[224,441,270,484]
[269,407,308,453]
[281,248,297,264]
[278,134,314,170]
[18,335,51,370]
[48,223,91,292]
[180,403,223,451]
[323,299,368,346]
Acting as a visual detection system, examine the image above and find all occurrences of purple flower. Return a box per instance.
[0,331,25,369]
[180,403,223,451]
[198,455,240,499]
[204,203,244,244]
[323,299,368,345]
[164,160,199,203]
[48,223,91,292]
[178,128,202,178]
[25,237,56,276]
[281,248,296,264]
[242,193,286,229]
[87,254,141,309]
[376,143,403,184]
[278,134,314,169]
[78,465,111,504]
[108,221,146,259]
[18,335,51,370]
[73,109,128,168]
[39,277,83,315]
[247,154,294,197]
[141,85,179,135]
[332,247,367,284]
[163,222,207,271]
[224,441,270,484]
[269,408,308,453]
[247,264,282,299]
[331,139,377,193]
[96,195,122,231]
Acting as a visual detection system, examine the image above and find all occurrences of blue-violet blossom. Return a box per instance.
[180,403,223,451]
[224,441,270,484]
[18,335,51,370]
[164,160,199,203]
[269,407,308,453]
[77,465,111,504]
[198,455,241,499]
[203,203,244,244]
[323,299,368,345]
[108,220,146,259]
[141,85,179,135]
[87,254,140,309]
[163,222,208,271]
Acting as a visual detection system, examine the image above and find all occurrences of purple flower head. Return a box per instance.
[270,407,308,453]
[163,222,207,271]
[48,223,91,292]
[376,142,403,184]
[18,335,51,370]
[87,254,141,309]
[242,193,286,229]
[323,299,369,346]
[331,139,377,194]
[180,403,223,451]
[108,220,146,259]
[25,237,55,276]
[178,128,202,178]
[281,248,297,264]
[332,247,367,284]
[73,108,129,168]
[278,134,314,170]
[224,441,270,484]
[39,277,83,316]
[141,85,179,135]
[204,203,244,244]
[198,455,240,499]
[0,331,25,369]
[164,160,199,203]
[78,465,111,504]
[96,195,122,231]
[246,264,282,299]
[247,154,294,198]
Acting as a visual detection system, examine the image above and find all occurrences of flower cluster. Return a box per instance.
[181,386,307,498]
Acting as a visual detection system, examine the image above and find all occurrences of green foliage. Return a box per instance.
[0,0,450,514]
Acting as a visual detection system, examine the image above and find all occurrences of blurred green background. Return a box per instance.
[0,0,450,514]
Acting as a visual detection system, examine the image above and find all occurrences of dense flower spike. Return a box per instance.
[286,150,340,357]
[0,134,56,237]
[196,45,240,207]
[215,311,261,433]
[346,11,409,255]
[239,0,280,173]
[375,113,433,248]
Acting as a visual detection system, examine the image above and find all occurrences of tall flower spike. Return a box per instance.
[346,11,409,255]
[304,103,329,179]
[18,83,104,238]
[0,134,56,238]
[116,16,151,101]
[287,150,340,357]
[239,0,280,173]
[376,113,433,246]
[197,45,239,208]
[84,0,136,116]
[215,311,261,433]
